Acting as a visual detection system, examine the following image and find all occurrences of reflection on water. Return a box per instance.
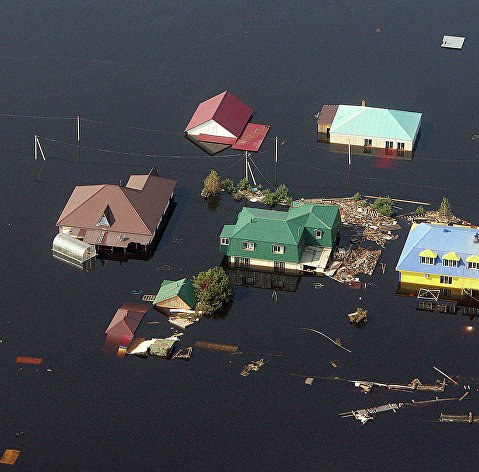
[328,142,414,161]
[225,266,301,292]
[184,134,230,156]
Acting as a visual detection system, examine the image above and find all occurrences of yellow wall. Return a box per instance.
[399,270,479,291]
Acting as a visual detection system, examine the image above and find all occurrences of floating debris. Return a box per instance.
[305,377,314,385]
[348,308,367,325]
[0,449,20,465]
[300,327,352,353]
[441,35,465,50]
[127,336,179,359]
[439,412,479,423]
[433,366,459,386]
[131,289,143,295]
[157,264,172,271]
[351,378,445,394]
[241,358,268,377]
[194,341,238,353]
[331,360,338,368]
[172,347,192,360]
[16,357,42,365]
[340,403,404,424]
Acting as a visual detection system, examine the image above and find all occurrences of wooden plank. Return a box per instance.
[16,356,42,364]
[363,195,430,206]
[0,449,20,465]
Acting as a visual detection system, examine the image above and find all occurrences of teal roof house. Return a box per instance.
[219,203,340,274]
[153,279,197,310]
[327,103,421,156]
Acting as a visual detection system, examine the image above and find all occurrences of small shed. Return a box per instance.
[154,279,197,310]
[149,338,177,358]
[52,233,96,269]
[105,303,149,341]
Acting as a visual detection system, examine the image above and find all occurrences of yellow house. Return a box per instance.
[396,223,479,293]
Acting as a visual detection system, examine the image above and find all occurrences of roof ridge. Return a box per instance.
[57,184,106,224]
[330,106,366,132]
[387,109,413,139]
[118,186,152,235]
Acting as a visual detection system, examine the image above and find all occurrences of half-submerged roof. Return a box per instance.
[154,278,197,309]
[396,223,479,279]
[441,35,465,49]
[185,91,253,137]
[105,302,149,338]
[56,167,176,237]
[330,105,422,141]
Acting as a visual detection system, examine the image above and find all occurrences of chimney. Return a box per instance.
[361,100,366,107]
[474,233,478,243]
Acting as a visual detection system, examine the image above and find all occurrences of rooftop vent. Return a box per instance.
[474,233,479,243]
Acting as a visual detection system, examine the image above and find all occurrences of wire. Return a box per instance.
[249,154,273,187]
[0,112,76,120]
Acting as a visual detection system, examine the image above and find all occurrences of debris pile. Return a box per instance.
[330,246,381,284]
[241,358,268,377]
[348,308,367,325]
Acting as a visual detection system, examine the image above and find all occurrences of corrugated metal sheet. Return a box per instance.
[105,303,149,338]
[231,123,270,151]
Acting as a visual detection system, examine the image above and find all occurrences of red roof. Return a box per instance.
[185,91,253,138]
[231,123,270,151]
[105,302,149,339]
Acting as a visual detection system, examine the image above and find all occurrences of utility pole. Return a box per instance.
[76,115,80,163]
[348,139,351,166]
[245,151,249,181]
[274,136,279,187]
[34,135,46,181]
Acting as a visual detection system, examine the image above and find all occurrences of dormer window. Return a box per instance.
[96,205,113,227]
[314,229,323,239]
[466,255,479,269]
[442,252,460,268]
[419,249,437,265]
[220,237,230,245]
[243,241,255,251]
[272,245,285,254]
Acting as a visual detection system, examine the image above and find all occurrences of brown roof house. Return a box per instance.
[56,167,176,255]
[105,302,150,342]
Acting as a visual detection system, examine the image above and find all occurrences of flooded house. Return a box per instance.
[185,91,269,154]
[219,202,340,275]
[396,223,479,316]
[317,102,421,159]
[105,303,149,344]
[54,167,176,259]
[153,279,197,311]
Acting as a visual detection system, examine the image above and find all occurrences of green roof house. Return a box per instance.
[219,202,340,274]
[153,279,197,311]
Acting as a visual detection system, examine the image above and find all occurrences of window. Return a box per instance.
[314,229,323,239]
[272,245,284,254]
[220,237,230,245]
[440,275,453,285]
[468,262,479,270]
[242,241,255,251]
[234,257,250,268]
[397,142,405,157]
[443,259,458,268]
[385,141,393,148]
[274,261,285,273]
[364,138,372,153]
[418,301,434,311]
[421,256,435,265]
[397,142,405,150]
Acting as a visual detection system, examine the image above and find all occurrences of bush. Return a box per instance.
[438,197,452,220]
[415,206,425,217]
[221,178,235,194]
[233,190,244,201]
[360,200,369,207]
[193,267,233,316]
[202,170,222,197]
[275,184,291,203]
[236,178,252,192]
[262,189,277,207]
[352,192,362,201]
[372,196,395,217]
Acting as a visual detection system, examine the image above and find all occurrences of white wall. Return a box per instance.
[187,119,236,138]
[329,133,414,151]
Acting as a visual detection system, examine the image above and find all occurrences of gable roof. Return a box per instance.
[185,91,253,137]
[154,279,197,309]
[396,223,479,279]
[56,167,176,237]
[330,105,421,141]
[105,303,149,338]
[220,204,340,246]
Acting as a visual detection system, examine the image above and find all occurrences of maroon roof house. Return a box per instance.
[185,91,269,153]
[105,302,149,342]
[56,167,176,251]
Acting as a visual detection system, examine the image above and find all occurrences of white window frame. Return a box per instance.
[467,261,479,270]
[242,241,255,251]
[220,237,230,245]
[443,259,458,268]
[272,244,285,254]
[314,229,323,239]
[420,256,435,265]
[440,275,453,285]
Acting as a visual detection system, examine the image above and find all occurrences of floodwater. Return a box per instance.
[1,2,478,470]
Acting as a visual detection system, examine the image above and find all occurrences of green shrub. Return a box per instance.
[438,197,452,220]
[262,189,277,207]
[236,178,252,192]
[274,184,291,203]
[221,178,235,194]
[233,190,244,201]
[414,206,425,217]
[352,192,361,201]
[372,196,395,217]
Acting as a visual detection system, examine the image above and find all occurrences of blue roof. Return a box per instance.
[396,223,479,279]
[330,105,421,141]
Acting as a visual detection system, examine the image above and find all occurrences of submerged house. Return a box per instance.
[105,303,149,344]
[396,223,479,295]
[55,167,176,254]
[317,102,421,157]
[185,91,269,154]
[219,202,340,275]
[153,279,197,311]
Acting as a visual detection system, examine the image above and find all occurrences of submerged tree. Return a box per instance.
[274,184,292,205]
[193,267,233,316]
[372,196,395,217]
[414,206,425,217]
[438,197,452,220]
[202,170,222,197]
